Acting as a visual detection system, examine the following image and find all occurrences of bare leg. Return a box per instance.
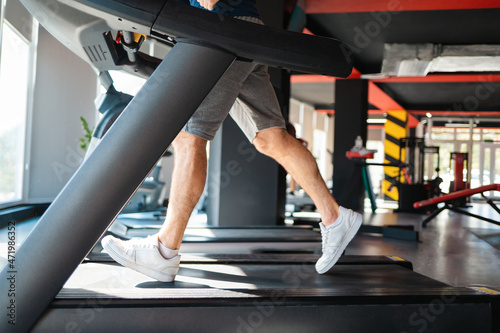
[253,128,340,226]
[159,132,208,249]
[290,177,296,193]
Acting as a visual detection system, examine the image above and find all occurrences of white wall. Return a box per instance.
[325,114,335,181]
[289,98,334,181]
[27,26,97,203]
[301,103,315,152]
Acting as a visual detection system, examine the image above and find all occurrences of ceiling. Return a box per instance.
[290,0,500,128]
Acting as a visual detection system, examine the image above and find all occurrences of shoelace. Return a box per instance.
[123,235,158,255]
[321,227,331,253]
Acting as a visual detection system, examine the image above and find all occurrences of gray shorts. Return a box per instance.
[182,18,286,142]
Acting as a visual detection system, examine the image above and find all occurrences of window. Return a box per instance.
[0,16,32,204]
[429,125,500,197]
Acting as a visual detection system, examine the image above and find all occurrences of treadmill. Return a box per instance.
[1,1,498,332]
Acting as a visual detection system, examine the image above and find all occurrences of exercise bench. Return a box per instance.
[413,184,500,228]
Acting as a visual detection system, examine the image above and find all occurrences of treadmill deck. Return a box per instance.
[34,255,496,333]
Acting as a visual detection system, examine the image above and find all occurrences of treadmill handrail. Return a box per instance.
[152,1,353,77]
[20,0,353,77]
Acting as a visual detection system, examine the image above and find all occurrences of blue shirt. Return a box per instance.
[184,0,260,18]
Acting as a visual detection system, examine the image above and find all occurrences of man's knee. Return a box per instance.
[253,128,288,156]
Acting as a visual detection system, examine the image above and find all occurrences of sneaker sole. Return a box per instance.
[102,238,177,283]
[316,213,362,274]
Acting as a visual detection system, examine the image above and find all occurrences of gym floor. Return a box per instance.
[1,202,499,290]
[350,202,500,290]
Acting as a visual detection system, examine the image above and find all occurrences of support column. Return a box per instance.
[382,110,409,201]
[0,42,236,333]
[207,117,284,226]
[333,79,368,211]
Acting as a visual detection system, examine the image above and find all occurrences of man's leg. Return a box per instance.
[159,131,208,250]
[253,127,340,226]
[101,131,206,282]
[253,127,362,274]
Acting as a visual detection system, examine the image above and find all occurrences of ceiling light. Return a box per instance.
[367,119,387,124]
[444,123,476,128]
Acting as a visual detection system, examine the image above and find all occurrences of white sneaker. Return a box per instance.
[316,206,362,274]
[101,234,180,282]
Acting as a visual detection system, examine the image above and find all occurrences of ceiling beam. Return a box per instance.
[409,110,500,117]
[305,0,500,14]
[291,76,493,128]
[368,81,404,111]
[291,75,336,83]
[290,69,361,83]
[371,74,500,83]
[291,76,406,111]
[316,110,500,118]
[292,74,500,84]
[317,109,395,115]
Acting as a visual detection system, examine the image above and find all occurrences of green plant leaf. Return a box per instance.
[79,116,94,151]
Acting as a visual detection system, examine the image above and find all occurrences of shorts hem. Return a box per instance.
[181,129,215,141]
[256,122,287,133]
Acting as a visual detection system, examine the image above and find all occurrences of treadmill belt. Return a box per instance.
[65,255,471,299]
[35,255,496,333]
[61,262,449,298]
